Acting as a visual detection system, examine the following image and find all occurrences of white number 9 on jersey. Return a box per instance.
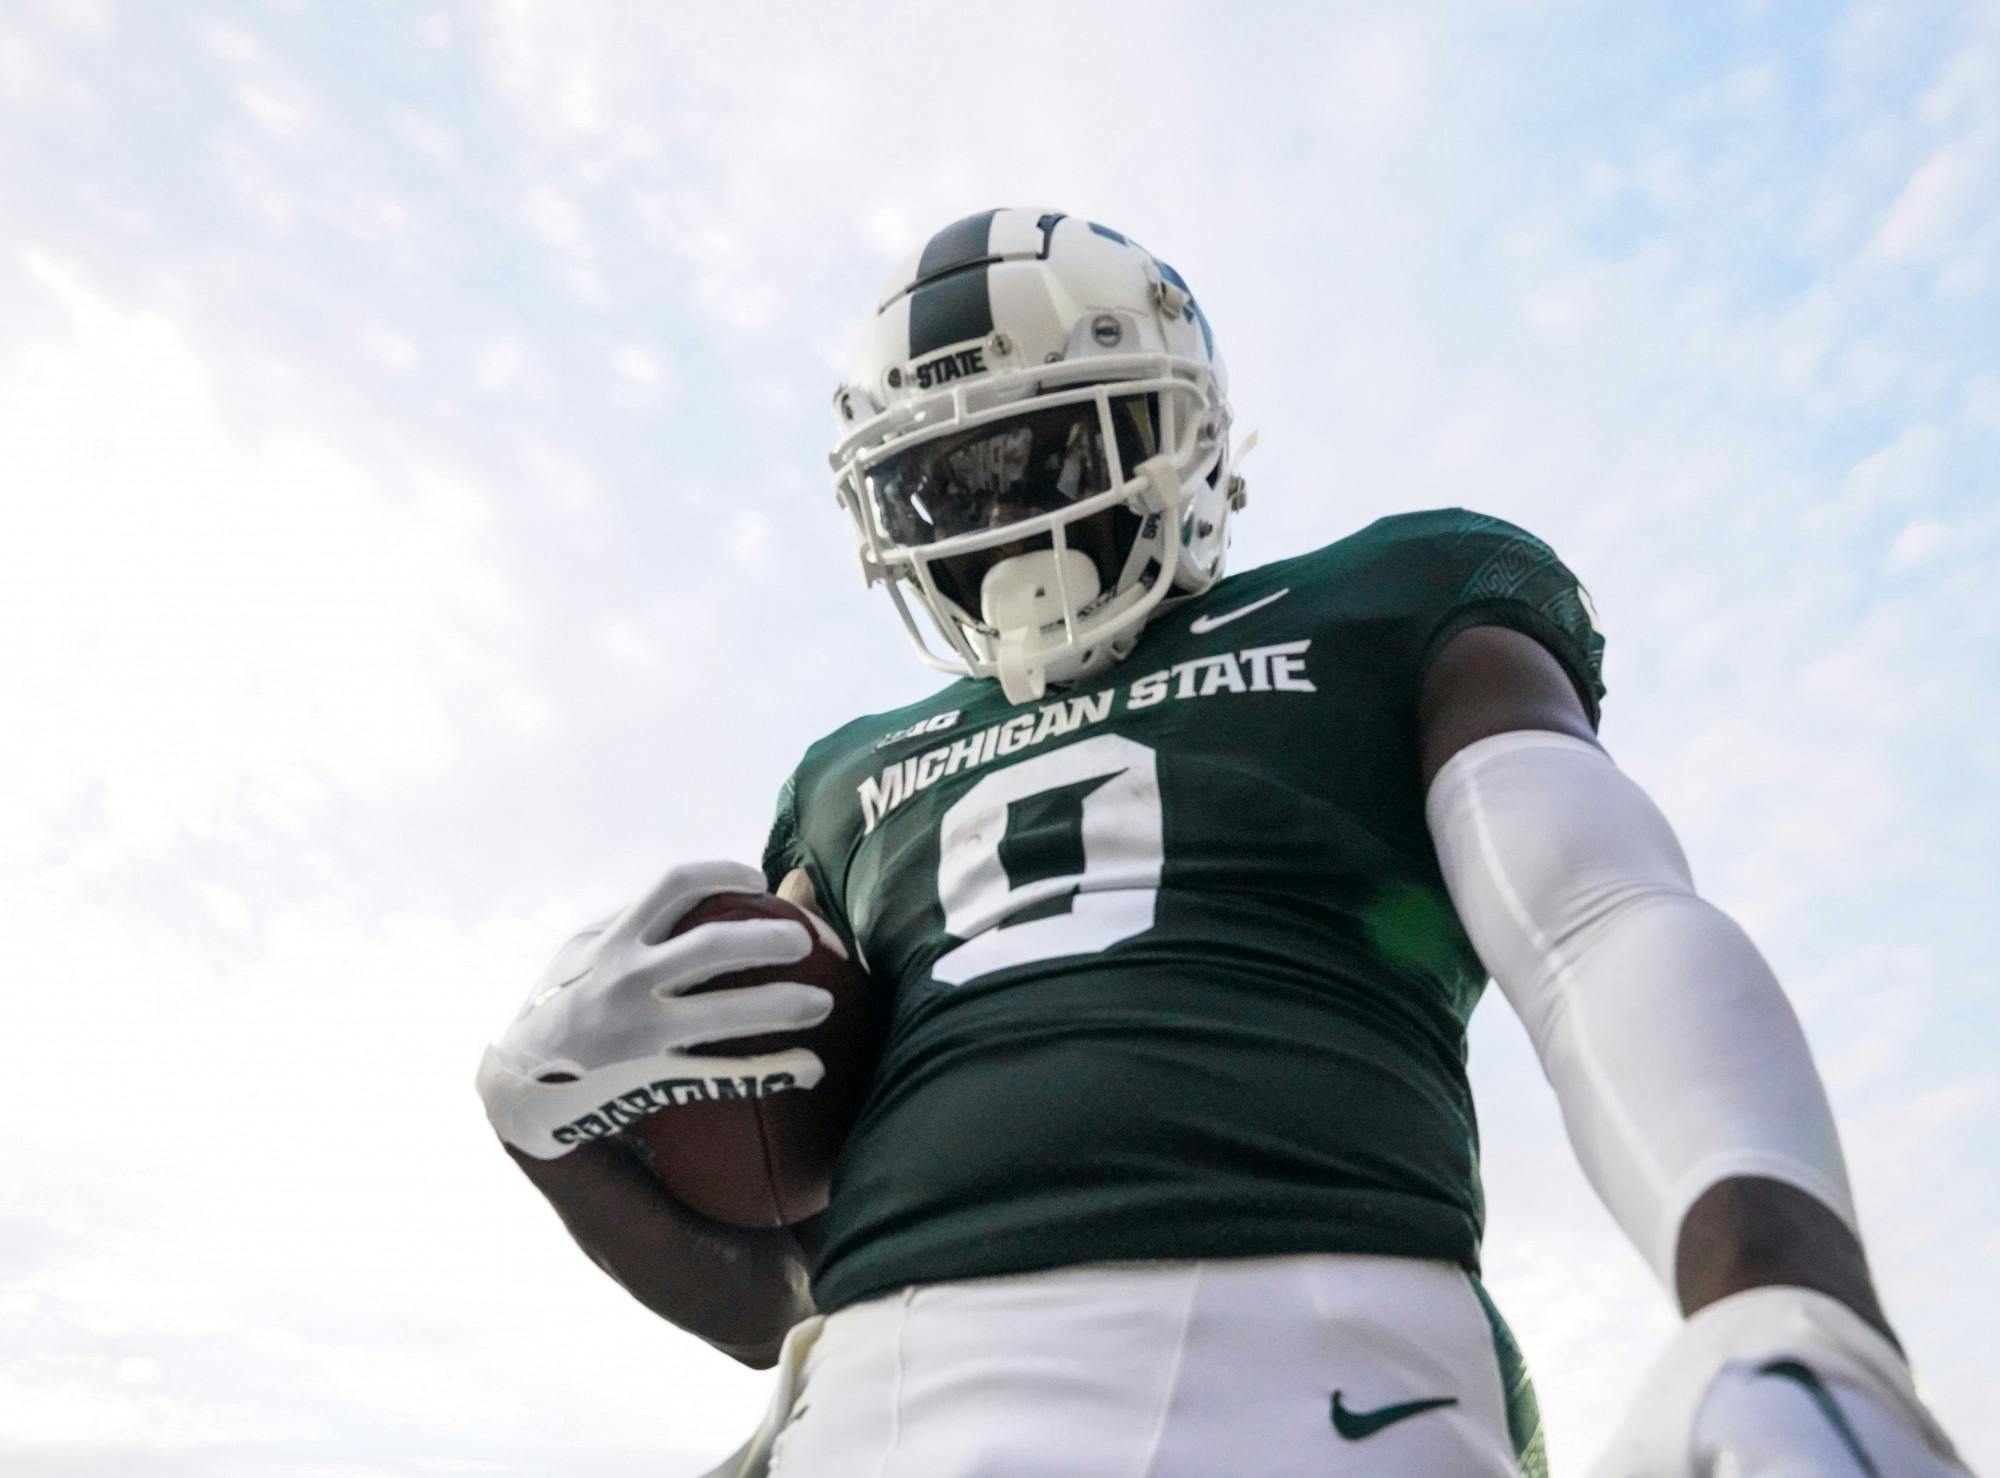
[930,735,1166,987]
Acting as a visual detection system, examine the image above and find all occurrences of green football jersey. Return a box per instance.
[762,507,1605,1318]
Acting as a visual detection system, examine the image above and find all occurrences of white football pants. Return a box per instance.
[750,1254,1536,1478]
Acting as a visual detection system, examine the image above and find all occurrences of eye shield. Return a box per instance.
[863,395,1158,551]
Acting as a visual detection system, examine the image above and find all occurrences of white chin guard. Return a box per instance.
[981,548,1102,704]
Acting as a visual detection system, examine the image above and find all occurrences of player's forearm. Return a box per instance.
[1526,895,1898,1340]
[1427,732,1868,1297]
[504,1140,813,1366]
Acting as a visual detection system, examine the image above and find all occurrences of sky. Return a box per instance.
[1,0,1995,1473]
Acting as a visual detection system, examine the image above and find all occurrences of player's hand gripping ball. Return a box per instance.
[475,861,885,1228]
[627,890,885,1228]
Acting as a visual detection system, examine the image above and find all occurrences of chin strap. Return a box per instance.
[1227,428,1258,510]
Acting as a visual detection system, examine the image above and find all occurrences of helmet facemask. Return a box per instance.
[837,367,1228,702]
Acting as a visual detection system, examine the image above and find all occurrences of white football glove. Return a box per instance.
[1590,1287,1969,1478]
[475,860,837,1160]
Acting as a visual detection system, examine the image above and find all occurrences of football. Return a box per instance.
[625,891,886,1228]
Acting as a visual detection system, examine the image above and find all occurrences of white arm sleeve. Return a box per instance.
[1425,729,1857,1287]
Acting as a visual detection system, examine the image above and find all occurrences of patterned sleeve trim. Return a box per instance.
[1418,514,1607,728]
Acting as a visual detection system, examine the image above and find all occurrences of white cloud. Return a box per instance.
[860,204,917,258]
[520,183,585,253]
[1933,251,1991,298]
[0,251,523,861]
[362,323,419,370]
[611,344,662,384]
[0,23,48,100]
[39,0,110,40]
[419,9,452,51]
[596,617,656,669]
[391,107,459,167]
[207,138,299,232]
[0,1354,267,1448]
[609,343,675,405]
[236,81,308,138]
[1968,374,2000,429]
[727,509,773,573]
[1870,138,1987,260]
[518,436,599,511]
[199,18,261,65]
[1665,59,1783,123]
[1887,517,1950,571]
[1836,423,1942,515]
[1919,26,2000,128]
[474,334,524,392]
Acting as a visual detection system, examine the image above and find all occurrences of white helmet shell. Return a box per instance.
[830,209,1245,703]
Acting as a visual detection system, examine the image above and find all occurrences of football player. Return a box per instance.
[476,210,1970,1476]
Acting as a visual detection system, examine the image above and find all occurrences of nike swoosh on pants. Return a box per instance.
[1330,1391,1459,1440]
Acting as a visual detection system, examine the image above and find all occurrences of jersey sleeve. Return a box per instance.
[760,756,861,950]
[760,769,807,894]
[1394,509,1608,727]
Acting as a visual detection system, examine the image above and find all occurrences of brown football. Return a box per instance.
[624,891,886,1228]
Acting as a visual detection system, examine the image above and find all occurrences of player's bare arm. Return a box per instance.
[502,1138,811,1367]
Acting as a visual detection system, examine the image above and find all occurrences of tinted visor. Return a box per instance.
[867,395,1156,550]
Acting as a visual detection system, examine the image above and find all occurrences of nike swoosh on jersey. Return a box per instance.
[1754,1359,1881,1476]
[1330,1392,1459,1440]
[1188,586,1290,633]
